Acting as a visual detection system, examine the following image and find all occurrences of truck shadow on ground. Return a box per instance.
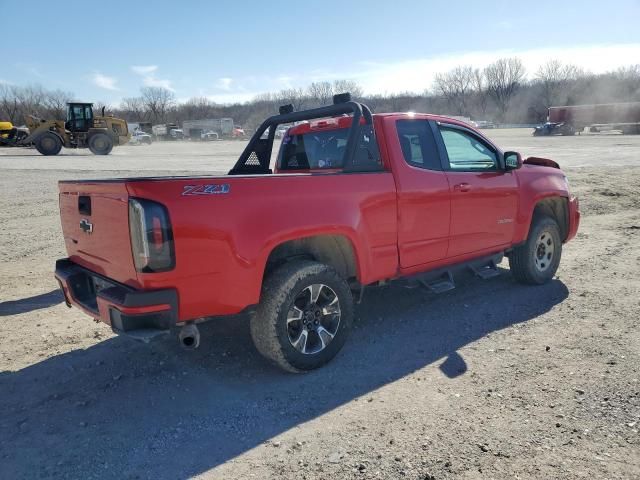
[0,271,568,479]
[0,290,63,316]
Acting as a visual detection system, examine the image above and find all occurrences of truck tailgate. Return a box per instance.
[58,181,139,287]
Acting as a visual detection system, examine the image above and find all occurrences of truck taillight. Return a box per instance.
[129,198,175,273]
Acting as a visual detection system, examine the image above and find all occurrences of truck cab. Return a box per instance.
[65,103,94,132]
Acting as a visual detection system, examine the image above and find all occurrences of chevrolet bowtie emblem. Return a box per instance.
[80,219,93,234]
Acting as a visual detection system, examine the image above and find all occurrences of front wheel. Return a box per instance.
[250,260,353,372]
[509,215,562,284]
[35,132,62,155]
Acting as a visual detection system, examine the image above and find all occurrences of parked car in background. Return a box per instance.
[129,130,152,145]
[232,126,246,138]
[275,125,290,138]
[201,131,219,141]
[169,128,184,140]
[475,120,496,129]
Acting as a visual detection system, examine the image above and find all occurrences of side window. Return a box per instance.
[439,127,497,171]
[396,120,441,170]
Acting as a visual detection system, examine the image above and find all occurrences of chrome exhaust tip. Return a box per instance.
[178,323,200,350]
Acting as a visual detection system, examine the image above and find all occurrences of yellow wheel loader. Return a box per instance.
[0,103,130,155]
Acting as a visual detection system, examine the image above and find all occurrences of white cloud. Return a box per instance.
[91,72,119,91]
[198,42,640,103]
[349,43,640,95]
[131,65,158,75]
[216,77,233,91]
[199,73,309,104]
[205,92,259,104]
[276,75,294,89]
[142,76,174,90]
[131,65,173,91]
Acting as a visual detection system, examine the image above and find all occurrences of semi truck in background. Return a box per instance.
[182,118,234,139]
[533,102,640,136]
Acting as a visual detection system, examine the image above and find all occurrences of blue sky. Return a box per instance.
[1,0,639,104]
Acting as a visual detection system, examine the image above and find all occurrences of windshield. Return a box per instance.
[278,128,348,170]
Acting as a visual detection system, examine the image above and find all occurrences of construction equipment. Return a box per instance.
[0,103,130,155]
[0,121,29,146]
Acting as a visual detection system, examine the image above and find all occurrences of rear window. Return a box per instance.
[278,128,348,170]
[396,120,442,171]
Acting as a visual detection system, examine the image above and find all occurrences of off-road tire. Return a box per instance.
[88,133,113,155]
[35,132,62,156]
[250,260,353,373]
[509,215,562,285]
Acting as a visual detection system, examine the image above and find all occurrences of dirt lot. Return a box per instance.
[1,130,639,479]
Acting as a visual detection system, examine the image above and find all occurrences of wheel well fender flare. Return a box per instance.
[26,129,64,146]
[521,195,570,241]
[260,233,363,289]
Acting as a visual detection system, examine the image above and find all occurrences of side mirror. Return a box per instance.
[504,151,523,170]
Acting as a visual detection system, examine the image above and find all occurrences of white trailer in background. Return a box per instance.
[182,118,234,139]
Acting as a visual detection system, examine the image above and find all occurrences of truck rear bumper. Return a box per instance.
[565,195,580,242]
[54,259,178,342]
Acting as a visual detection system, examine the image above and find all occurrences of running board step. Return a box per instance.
[402,253,504,293]
[469,259,501,279]
[419,271,455,293]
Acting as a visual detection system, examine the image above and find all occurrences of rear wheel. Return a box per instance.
[509,215,562,284]
[35,132,62,156]
[88,133,113,155]
[250,260,353,372]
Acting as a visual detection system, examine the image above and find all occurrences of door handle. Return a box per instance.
[454,183,471,192]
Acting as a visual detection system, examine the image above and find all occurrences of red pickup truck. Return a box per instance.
[55,96,580,372]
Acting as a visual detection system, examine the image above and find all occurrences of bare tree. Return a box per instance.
[471,68,489,117]
[535,60,584,108]
[140,87,176,123]
[306,79,364,107]
[42,89,73,119]
[433,66,474,115]
[120,96,148,121]
[15,85,47,119]
[332,79,363,99]
[0,84,20,123]
[484,57,526,120]
[277,88,308,111]
[92,102,111,117]
[6,64,640,129]
[611,64,640,98]
[179,97,220,122]
[306,81,333,106]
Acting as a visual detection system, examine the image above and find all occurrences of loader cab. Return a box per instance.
[66,103,94,132]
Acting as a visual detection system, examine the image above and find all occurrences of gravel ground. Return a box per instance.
[0,130,639,479]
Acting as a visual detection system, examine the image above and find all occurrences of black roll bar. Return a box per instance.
[228,101,376,175]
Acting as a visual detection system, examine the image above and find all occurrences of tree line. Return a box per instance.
[1,58,639,131]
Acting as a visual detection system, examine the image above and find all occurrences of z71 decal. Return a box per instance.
[182,184,230,196]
